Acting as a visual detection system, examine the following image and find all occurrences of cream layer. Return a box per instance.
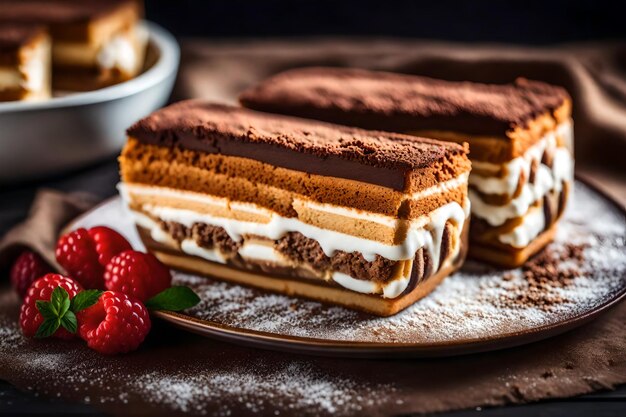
[133,207,417,298]
[121,182,468,298]
[469,122,573,227]
[331,270,412,298]
[53,24,147,74]
[120,182,469,267]
[498,205,546,248]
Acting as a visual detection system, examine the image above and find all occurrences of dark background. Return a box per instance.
[145,0,626,43]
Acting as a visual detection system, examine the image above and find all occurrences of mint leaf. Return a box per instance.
[145,286,201,311]
[50,287,70,317]
[71,290,103,313]
[35,318,60,338]
[60,311,78,334]
[35,300,57,320]
[34,286,85,338]
[59,296,70,317]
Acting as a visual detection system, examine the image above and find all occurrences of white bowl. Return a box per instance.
[0,22,179,183]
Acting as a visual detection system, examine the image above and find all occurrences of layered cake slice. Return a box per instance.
[240,68,574,267]
[119,101,471,316]
[0,25,50,101]
[0,0,147,91]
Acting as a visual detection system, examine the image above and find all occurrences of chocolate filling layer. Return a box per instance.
[160,221,242,254]
[275,232,398,282]
[158,220,455,284]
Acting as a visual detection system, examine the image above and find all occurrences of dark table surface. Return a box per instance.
[1,158,625,417]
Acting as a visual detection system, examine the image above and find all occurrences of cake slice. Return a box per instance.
[119,101,471,316]
[0,25,50,101]
[240,68,574,267]
[0,0,147,91]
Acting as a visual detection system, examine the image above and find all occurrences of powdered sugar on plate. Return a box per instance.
[133,362,395,416]
[74,181,626,346]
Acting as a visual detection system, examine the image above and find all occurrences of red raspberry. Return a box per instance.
[104,250,172,302]
[56,227,131,289]
[20,274,83,339]
[56,228,104,289]
[77,291,151,354]
[87,226,132,266]
[10,251,53,298]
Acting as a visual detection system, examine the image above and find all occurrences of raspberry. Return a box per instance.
[56,227,131,289]
[10,251,53,298]
[20,274,82,339]
[77,291,151,354]
[87,226,132,266]
[104,250,172,302]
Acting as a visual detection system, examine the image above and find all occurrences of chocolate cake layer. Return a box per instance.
[120,139,468,221]
[239,67,570,139]
[126,101,469,192]
[137,210,417,285]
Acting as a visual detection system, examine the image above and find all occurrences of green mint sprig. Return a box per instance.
[145,286,201,311]
[35,288,103,338]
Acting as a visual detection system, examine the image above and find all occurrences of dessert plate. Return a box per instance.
[68,179,626,358]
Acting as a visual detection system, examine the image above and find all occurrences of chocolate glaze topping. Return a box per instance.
[127,101,467,191]
[239,67,571,137]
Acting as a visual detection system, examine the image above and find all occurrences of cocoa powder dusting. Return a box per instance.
[497,243,588,311]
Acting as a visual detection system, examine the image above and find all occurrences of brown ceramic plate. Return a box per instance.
[68,178,626,358]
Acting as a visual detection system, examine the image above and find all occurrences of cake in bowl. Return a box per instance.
[0,0,147,91]
[0,24,50,101]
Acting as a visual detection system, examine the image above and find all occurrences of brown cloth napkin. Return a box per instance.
[0,191,625,416]
[175,38,626,198]
[0,189,98,270]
